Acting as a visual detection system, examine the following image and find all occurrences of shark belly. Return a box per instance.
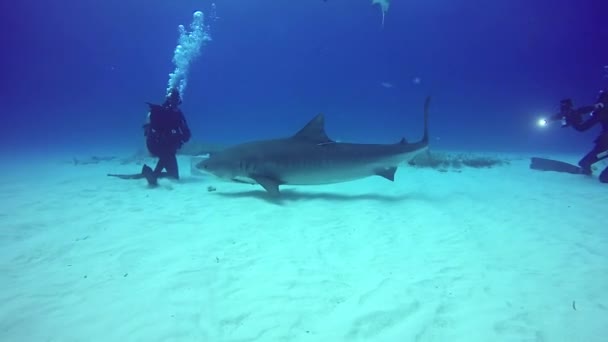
[281,166,376,185]
[270,156,403,185]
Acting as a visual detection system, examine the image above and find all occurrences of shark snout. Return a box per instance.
[195,157,234,180]
[196,159,223,177]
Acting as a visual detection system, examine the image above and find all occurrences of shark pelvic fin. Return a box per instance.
[292,114,334,144]
[374,166,398,181]
[251,175,282,196]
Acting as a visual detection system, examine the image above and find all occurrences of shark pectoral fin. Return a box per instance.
[251,175,282,196]
[374,166,398,181]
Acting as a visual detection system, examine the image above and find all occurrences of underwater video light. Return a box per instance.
[537,117,548,127]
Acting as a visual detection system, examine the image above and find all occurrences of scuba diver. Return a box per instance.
[107,10,208,186]
[570,89,608,181]
[108,88,191,186]
[531,90,608,183]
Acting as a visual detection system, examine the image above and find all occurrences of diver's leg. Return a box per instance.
[578,147,599,175]
[153,156,167,175]
[599,166,608,183]
[597,146,608,183]
[165,153,179,179]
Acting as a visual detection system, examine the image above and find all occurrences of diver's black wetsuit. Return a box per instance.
[109,89,191,186]
[143,97,191,185]
[571,101,608,182]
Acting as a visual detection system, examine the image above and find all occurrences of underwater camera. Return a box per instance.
[537,117,549,127]
[536,98,583,129]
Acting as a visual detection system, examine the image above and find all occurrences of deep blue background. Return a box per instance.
[2,0,607,155]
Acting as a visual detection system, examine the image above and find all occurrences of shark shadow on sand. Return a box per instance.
[211,188,426,205]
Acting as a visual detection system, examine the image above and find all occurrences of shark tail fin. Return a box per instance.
[399,97,430,146]
[422,96,431,144]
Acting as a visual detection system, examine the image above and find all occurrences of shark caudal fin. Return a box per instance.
[422,96,430,145]
[401,96,430,146]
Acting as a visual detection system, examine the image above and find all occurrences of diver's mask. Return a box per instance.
[164,88,182,109]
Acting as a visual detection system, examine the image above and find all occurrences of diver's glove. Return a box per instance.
[560,115,574,128]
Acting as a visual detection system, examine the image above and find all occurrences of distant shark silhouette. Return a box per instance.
[196,97,431,196]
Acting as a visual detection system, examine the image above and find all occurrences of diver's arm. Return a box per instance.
[548,112,563,122]
[575,106,596,115]
[571,114,598,132]
[558,106,596,129]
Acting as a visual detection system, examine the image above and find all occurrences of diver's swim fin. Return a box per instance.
[530,157,582,174]
[142,165,158,186]
[107,165,152,180]
[107,165,168,186]
[107,173,145,179]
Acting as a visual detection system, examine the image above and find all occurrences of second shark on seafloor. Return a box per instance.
[197,97,431,196]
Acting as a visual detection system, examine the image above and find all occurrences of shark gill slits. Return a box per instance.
[240,160,251,171]
[240,159,257,172]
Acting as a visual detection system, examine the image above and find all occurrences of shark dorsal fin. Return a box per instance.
[292,113,334,144]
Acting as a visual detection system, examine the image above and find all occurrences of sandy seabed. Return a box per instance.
[1,152,606,342]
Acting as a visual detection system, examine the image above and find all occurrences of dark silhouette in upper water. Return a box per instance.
[108,88,191,186]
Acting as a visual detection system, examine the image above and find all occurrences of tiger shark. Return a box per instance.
[196,97,431,195]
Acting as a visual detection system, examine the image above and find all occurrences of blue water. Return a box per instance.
[3,0,606,155]
[2,3,608,340]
